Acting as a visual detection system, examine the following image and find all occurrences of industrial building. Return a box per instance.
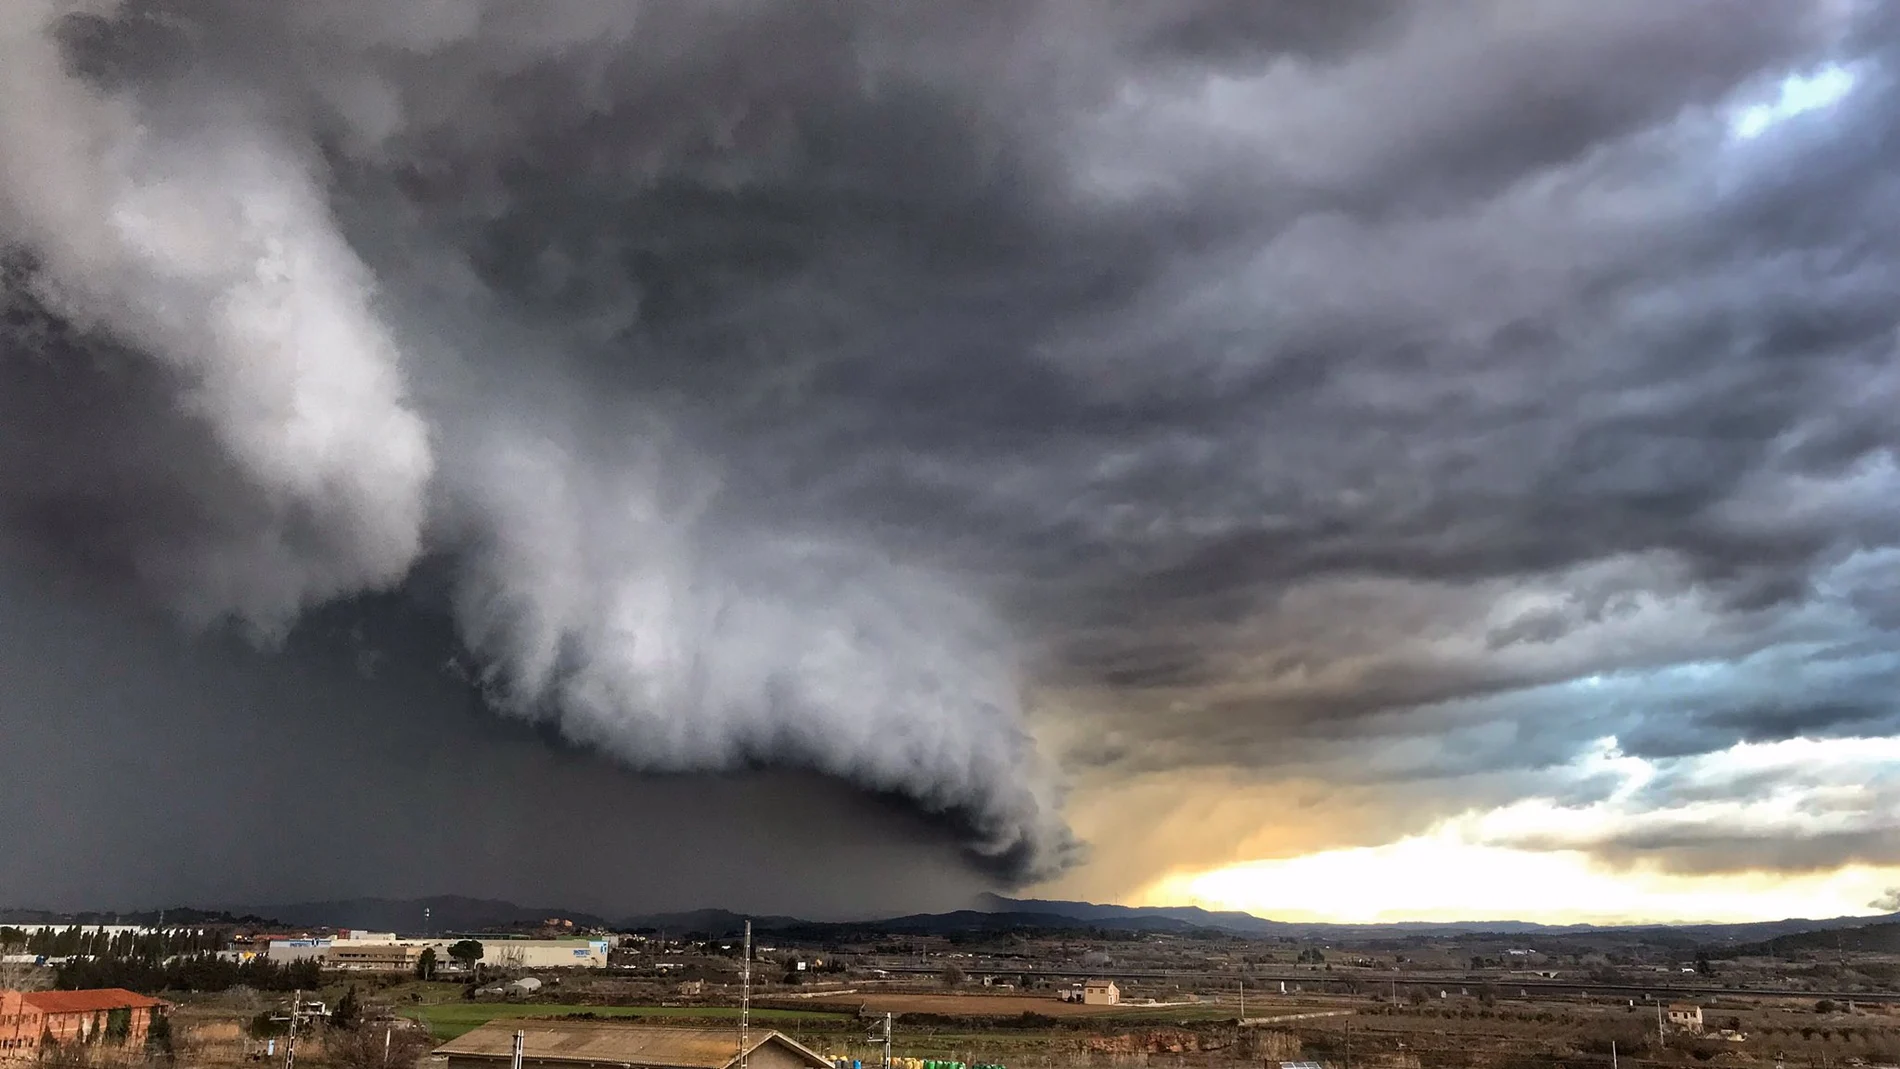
[264,938,333,962]
[436,1022,830,1069]
[479,940,611,970]
[0,988,167,1061]
[331,943,429,972]
[260,936,608,971]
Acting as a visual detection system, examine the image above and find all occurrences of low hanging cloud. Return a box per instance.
[4,0,1900,903]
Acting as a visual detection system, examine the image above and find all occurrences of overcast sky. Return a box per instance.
[2,1,1899,923]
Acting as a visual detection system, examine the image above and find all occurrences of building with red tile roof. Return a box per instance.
[0,988,167,1060]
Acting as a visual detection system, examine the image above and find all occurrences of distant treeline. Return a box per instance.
[55,954,322,994]
[0,907,280,927]
[1,926,227,959]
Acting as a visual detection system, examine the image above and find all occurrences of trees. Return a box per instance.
[416,948,438,981]
[940,964,965,988]
[55,952,317,994]
[330,1024,432,1069]
[331,987,362,1031]
[448,940,484,970]
[146,1011,175,1063]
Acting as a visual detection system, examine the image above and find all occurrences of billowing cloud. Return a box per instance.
[3,0,1900,910]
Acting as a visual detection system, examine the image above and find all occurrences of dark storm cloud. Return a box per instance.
[0,555,988,916]
[2,0,1899,898]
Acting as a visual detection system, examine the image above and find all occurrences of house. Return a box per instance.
[1082,979,1120,1006]
[0,988,168,1060]
[436,1022,832,1069]
[1666,1003,1704,1034]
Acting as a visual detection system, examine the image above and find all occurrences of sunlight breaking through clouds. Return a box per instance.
[1730,65,1857,139]
[1141,735,1900,924]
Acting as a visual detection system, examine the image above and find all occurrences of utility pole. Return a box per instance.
[739,921,752,1069]
[1656,1000,1664,1046]
[285,990,300,1069]
[1238,979,1244,1021]
[1611,1039,1618,1069]
[511,1028,524,1069]
[1344,1018,1350,1069]
[867,1012,891,1069]
[383,1026,392,1067]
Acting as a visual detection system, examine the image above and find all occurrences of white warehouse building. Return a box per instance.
[263,937,609,970]
[478,940,610,969]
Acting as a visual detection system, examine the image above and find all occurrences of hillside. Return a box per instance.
[1720,919,1900,958]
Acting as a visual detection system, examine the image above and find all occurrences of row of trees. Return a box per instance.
[55,954,322,993]
[0,926,226,959]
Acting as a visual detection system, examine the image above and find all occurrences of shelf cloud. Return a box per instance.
[4,0,1899,911]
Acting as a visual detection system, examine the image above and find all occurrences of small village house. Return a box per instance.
[1666,1003,1704,1034]
[1082,979,1120,1006]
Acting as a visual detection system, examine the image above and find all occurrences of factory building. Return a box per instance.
[261,936,608,971]
[331,943,429,972]
[437,1022,830,1069]
[479,940,611,970]
[264,938,333,962]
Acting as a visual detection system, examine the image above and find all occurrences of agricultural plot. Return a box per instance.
[411,1002,848,1040]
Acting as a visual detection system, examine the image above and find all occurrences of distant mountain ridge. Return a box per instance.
[974,894,1900,942]
[13,894,1895,948]
[975,894,1284,933]
[1720,919,1900,957]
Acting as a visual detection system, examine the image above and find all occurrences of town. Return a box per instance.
[3,900,1897,1068]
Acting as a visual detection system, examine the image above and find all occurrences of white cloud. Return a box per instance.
[1730,64,1857,139]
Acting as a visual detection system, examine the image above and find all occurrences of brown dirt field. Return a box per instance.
[764,993,1180,1017]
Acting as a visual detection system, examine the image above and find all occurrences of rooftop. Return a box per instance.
[21,989,167,1014]
[436,1022,829,1069]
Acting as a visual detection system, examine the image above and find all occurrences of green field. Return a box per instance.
[410,1002,848,1040]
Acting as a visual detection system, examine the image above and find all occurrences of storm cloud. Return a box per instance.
[3,0,1900,908]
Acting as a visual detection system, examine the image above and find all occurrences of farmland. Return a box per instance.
[409,1001,849,1040]
[759,992,1210,1018]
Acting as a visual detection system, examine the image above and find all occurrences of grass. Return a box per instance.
[410,1002,848,1040]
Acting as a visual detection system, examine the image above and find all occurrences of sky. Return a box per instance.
[2,1,1899,925]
